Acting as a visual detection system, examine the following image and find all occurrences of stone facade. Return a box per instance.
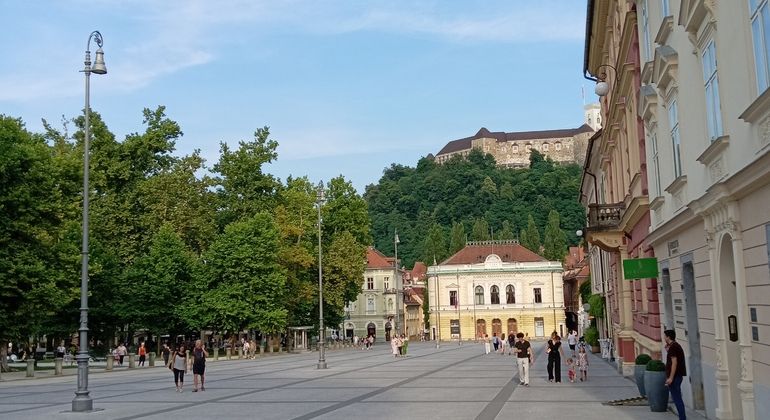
[434,124,595,168]
[427,241,565,343]
[346,247,402,343]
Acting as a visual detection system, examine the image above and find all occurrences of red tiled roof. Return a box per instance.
[366,247,394,269]
[437,124,595,155]
[411,262,427,280]
[441,242,545,265]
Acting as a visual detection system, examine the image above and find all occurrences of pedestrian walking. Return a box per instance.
[391,335,399,357]
[56,342,66,359]
[546,334,565,383]
[116,343,127,366]
[168,344,188,393]
[566,357,576,382]
[507,333,516,355]
[513,333,532,386]
[401,334,409,356]
[577,345,589,381]
[138,342,147,366]
[397,334,405,356]
[192,339,208,392]
[664,329,687,420]
[161,343,171,366]
[567,330,578,357]
[483,334,491,355]
[243,340,250,359]
[492,333,500,352]
[499,333,507,355]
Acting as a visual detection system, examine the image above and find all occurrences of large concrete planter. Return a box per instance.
[644,370,668,412]
[634,365,646,397]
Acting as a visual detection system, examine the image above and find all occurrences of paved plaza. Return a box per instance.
[0,341,696,420]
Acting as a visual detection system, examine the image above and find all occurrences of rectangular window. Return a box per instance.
[661,0,670,16]
[641,0,653,62]
[367,277,374,290]
[668,99,683,178]
[449,290,458,307]
[750,0,770,92]
[650,128,662,196]
[384,276,389,290]
[534,288,542,304]
[702,40,723,141]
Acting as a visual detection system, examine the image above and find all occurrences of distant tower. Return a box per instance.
[584,103,602,131]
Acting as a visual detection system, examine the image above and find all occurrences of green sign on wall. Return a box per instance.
[623,257,659,279]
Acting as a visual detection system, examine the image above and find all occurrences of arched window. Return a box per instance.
[491,285,500,305]
[506,285,515,304]
[475,286,484,305]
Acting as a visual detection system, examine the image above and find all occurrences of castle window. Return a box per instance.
[542,143,549,151]
[512,145,519,153]
[555,142,562,150]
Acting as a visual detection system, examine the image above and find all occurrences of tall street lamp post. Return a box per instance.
[394,230,400,335]
[73,30,107,413]
[316,182,327,369]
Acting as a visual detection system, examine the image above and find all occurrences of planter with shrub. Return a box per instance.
[634,354,652,397]
[644,359,668,412]
[583,326,600,353]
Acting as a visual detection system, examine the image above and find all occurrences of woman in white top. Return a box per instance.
[168,345,189,392]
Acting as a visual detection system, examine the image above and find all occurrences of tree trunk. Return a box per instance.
[0,340,9,372]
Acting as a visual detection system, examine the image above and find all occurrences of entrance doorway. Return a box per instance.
[367,322,376,340]
[507,318,518,336]
[492,319,502,337]
[476,319,487,338]
[682,255,705,411]
[718,238,741,416]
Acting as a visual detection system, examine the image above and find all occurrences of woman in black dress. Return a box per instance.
[192,339,208,392]
[546,334,565,382]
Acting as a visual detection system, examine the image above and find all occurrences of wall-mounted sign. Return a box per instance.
[622,257,659,279]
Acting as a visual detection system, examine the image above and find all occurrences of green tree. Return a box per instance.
[543,210,567,261]
[449,221,466,255]
[521,214,541,254]
[499,220,515,240]
[471,218,490,241]
[321,231,367,328]
[196,213,287,339]
[421,223,447,264]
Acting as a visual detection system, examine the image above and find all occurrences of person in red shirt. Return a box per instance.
[664,329,687,420]
[138,342,147,366]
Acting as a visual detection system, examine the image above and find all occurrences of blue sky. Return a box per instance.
[1,0,593,191]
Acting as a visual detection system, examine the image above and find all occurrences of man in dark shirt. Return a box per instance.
[513,332,532,386]
[665,329,687,420]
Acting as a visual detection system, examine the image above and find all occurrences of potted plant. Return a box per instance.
[644,359,668,412]
[634,354,652,397]
[584,326,600,353]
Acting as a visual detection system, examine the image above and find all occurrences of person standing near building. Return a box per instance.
[192,339,208,392]
[161,343,171,366]
[546,334,564,383]
[664,329,687,420]
[116,343,127,366]
[567,330,578,357]
[514,333,531,386]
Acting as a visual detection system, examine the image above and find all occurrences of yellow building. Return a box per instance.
[427,240,565,342]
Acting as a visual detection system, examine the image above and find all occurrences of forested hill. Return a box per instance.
[363,149,585,269]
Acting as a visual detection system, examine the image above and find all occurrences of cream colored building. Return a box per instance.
[346,247,402,342]
[427,241,565,342]
[634,1,770,419]
[434,123,595,168]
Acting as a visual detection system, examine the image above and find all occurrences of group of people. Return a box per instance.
[482,330,590,387]
[354,335,376,350]
[166,339,208,393]
[390,334,409,357]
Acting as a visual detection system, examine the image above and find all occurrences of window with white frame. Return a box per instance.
[649,126,663,197]
[668,99,683,178]
[702,40,723,141]
[661,0,670,16]
[367,277,374,290]
[750,0,770,92]
[384,276,389,290]
[367,297,375,312]
[641,0,653,62]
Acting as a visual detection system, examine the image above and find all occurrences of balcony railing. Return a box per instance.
[587,202,624,230]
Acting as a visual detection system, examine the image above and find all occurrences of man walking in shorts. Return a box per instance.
[514,332,532,386]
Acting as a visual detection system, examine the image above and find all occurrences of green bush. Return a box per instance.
[587,294,605,318]
[584,326,599,346]
[635,354,652,365]
[646,360,666,371]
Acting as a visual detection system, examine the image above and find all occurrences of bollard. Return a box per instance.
[26,360,35,377]
[213,347,219,361]
[238,347,243,359]
[128,354,136,368]
[54,357,63,375]
[278,344,283,353]
[106,355,114,371]
[149,352,156,367]
[258,345,263,356]
[227,348,232,360]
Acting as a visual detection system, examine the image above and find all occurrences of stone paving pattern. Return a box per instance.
[0,341,702,419]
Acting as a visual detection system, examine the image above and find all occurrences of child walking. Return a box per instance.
[566,357,576,382]
[577,346,589,382]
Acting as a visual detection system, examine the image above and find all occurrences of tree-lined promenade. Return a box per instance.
[0,108,369,370]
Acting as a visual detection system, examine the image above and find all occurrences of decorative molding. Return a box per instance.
[760,115,770,148]
[654,16,674,45]
[696,135,729,165]
[709,158,727,183]
[665,175,688,194]
[649,195,665,211]
[653,45,679,94]
[739,86,770,123]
